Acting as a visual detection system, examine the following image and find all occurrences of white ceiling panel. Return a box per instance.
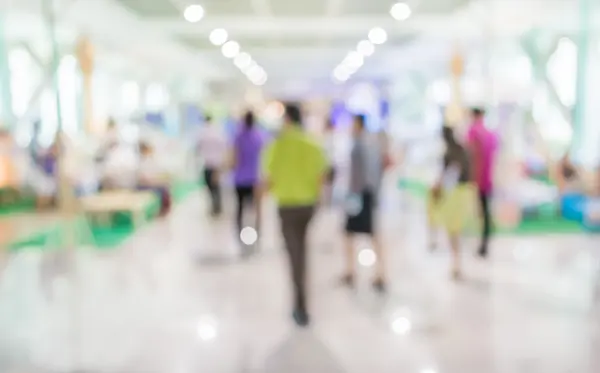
[115,0,180,17]
[203,0,256,16]
[271,0,326,17]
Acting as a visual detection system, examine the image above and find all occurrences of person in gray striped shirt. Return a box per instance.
[342,114,387,292]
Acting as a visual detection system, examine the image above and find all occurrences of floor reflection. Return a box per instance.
[264,330,347,373]
[0,192,599,372]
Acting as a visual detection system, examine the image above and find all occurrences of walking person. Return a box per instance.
[433,126,474,279]
[341,114,387,292]
[232,111,265,250]
[197,115,227,217]
[259,103,327,327]
[466,108,497,257]
[322,119,337,205]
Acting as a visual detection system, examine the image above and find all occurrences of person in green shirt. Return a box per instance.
[260,103,327,327]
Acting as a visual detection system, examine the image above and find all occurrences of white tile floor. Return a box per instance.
[0,187,599,373]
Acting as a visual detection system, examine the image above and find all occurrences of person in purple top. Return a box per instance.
[233,111,265,243]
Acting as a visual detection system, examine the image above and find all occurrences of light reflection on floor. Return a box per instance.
[0,190,599,372]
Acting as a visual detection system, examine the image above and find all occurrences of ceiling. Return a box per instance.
[112,0,585,91]
[4,0,594,98]
[112,0,474,91]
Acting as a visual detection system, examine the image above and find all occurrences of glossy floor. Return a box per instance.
[1,189,599,372]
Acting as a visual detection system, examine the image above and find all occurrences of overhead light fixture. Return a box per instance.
[335,64,351,76]
[333,69,349,83]
[333,65,351,81]
[368,27,388,45]
[221,41,240,58]
[357,40,375,57]
[343,51,364,69]
[209,28,228,46]
[234,52,252,70]
[183,4,204,23]
[247,65,264,80]
[333,29,380,82]
[253,74,268,86]
[390,2,412,21]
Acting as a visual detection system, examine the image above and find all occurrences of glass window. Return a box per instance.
[58,55,80,137]
[119,80,140,117]
[93,70,109,130]
[547,37,577,108]
[145,83,169,111]
[9,47,40,117]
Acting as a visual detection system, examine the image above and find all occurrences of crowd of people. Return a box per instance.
[195,103,499,327]
[1,102,499,328]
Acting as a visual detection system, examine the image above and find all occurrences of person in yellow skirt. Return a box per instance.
[429,126,476,280]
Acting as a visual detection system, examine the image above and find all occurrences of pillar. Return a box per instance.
[445,49,464,128]
[43,0,74,217]
[0,16,14,128]
[76,37,94,134]
[572,0,591,161]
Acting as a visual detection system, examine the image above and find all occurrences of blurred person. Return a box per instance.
[31,139,60,208]
[379,129,394,171]
[433,126,474,279]
[558,153,580,192]
[467,108,497,258]
[376,129,394,202]
[232,111,265,249]
[322,119,337,204]
[260,103,327,327]
[100,118,119,154]
[342,114,387,292]
[137,141,171,217]
[197,115,227,216]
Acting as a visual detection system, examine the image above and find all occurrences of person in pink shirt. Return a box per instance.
[467,108,497,258]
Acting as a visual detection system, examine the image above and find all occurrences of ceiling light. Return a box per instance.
[209,28,228,46]
[221,41,240,58]
[357,40,375,57]
[253,74,268,86]
[390,2,412,21]
[335,64,353,76]
[333,68,349,82]
[244,61,258,75]
[343,51,364,69]
[183,4,204,23]
[247,65,265,81]
[368,27,388,45]
[333,72,349,83]
[234,52,252,70]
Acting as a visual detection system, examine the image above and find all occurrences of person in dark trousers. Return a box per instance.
[232,111,265,249]
[259,104,327,327]
[342,114,387,292]
[466,108,497,257]
[198,115,227,216]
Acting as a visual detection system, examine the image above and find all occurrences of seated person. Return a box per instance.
[137,141,171,216]
[559,154,582,193]
[99,143,137,190]
[29,141,59,208]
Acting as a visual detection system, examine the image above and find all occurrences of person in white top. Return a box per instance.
[197,115,227,216]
